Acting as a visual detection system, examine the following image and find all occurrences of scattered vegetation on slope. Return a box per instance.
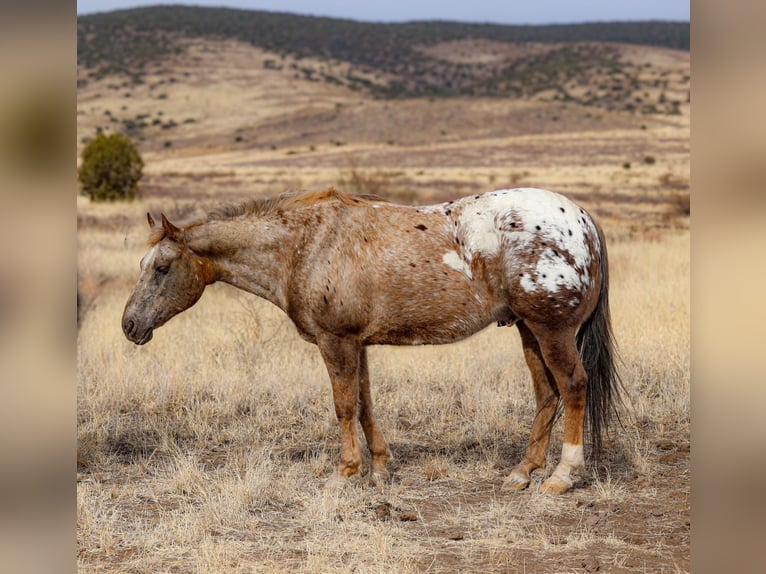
[78,6,689,112]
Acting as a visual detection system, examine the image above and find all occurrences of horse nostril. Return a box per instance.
[124,319,135,336]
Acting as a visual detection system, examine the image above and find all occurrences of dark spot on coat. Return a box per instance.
[559,274,564,279]
[409,262,416,267]
[414,224,427,231]
[363,236,368,243]
[535,225,541,231]
[568,229,573,236]
[560,207,565,213]
[475,195,480,199]
[552,250,559,257]
[323,295,328,304]
[542,274,547,278]
[445,208,452,216]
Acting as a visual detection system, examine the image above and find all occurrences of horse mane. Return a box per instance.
[148,188,388,246]
[208,187,388,221]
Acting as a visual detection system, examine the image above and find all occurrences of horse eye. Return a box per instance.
[156,265,170,275]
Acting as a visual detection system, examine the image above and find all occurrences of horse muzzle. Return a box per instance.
[122,316,154,345]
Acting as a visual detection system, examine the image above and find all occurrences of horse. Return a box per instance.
[122,187,621,494]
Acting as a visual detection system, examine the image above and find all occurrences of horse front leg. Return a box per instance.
[358,347,392,485]
[317,333,363,487]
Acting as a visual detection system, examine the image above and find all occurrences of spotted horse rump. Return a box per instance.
[122,187,622,494]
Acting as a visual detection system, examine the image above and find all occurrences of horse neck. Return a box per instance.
[186,215,297,310]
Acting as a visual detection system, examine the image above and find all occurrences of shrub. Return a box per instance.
[78,132,144,201]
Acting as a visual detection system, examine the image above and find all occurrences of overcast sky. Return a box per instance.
[76,1,690,24]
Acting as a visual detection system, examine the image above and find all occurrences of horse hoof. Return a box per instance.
[369,468,391,487]
[540,475,572,495]
[502,469,531,491]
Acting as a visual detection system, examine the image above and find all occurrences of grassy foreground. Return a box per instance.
[77,226,689,572]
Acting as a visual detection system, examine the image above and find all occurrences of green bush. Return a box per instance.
[78,132,144,201]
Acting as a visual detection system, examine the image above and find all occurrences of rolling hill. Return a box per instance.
[78,5,688,107]
[76,5,689,234]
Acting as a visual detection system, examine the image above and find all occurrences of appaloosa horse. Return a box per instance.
[122,187,621,493]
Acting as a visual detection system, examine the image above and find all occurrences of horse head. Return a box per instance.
[121,213,211,345]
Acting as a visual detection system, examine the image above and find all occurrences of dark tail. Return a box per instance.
[578,223,623,463]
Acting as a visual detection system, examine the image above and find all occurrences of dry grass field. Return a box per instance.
[77,37,689,573]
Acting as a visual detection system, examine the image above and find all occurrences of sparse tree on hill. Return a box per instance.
[78,131,144,201]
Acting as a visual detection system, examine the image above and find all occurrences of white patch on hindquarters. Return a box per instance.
[455,188,598,293]
[505,188,597,267]
[442,251,473,279]
[520,272,538,293]
[458,209,501,255]
[533,247,586,293]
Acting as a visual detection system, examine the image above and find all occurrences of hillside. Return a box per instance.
[78,6,688,110]
[77,7,689,235]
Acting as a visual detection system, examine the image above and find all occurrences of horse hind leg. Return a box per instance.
[358,347,392,485]
[503,322,560,491]
[527,323,588,494]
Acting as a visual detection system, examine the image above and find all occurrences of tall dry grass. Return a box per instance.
[77,223,689,572]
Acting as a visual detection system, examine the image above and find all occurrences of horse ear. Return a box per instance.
[161,213,181,240]
[147,212,155,227]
